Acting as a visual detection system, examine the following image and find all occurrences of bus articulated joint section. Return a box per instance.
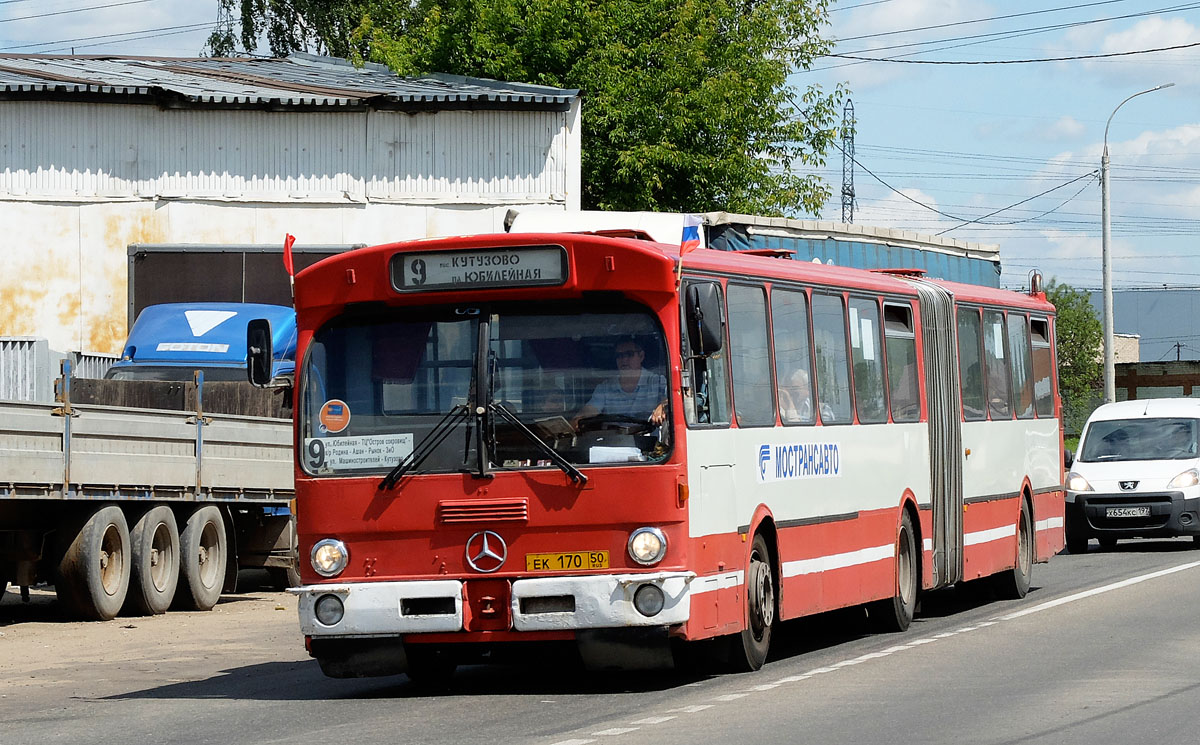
[293,572,695,638]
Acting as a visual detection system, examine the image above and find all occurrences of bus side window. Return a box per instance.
[811,293,854,424]
[683,281,731,426]
[983,310,1012,419]
[849,297,887,424]
[957,308,986,421]
[1007,313,1036,419]
[884,302,920,423]
[728,283,774,427]
[771,287,814,425]
[1030,318,1055,417]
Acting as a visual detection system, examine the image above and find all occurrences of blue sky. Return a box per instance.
[801,0,1200,297]
[3,0,1198,298]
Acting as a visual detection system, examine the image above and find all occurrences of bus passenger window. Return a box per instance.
[849,298,887,424]
[1030,318,1055,417]
[1007,314,1036,419]
[684,281,730,426]
[884,303,920,423]
[811,294,853,424]
[772,288,814,425]
[728,284,774,427]
[957,308,986,421]
[983,310,1011,419]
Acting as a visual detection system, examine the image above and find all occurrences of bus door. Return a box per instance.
[912,281,963,588]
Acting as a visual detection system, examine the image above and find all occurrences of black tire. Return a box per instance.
[1097,535,1118,550]
[869,510,918,632]
[993,499,1033,599]
[729,532,776,672]
[55,505,131,621]
[1065,505,1089,554]
[174,505,228,611]
[124,505,180,615]
[405,645,457,688]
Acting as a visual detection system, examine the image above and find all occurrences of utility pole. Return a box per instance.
[841,99,856,224]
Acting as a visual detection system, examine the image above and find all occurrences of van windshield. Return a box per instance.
[1079,417,1199,462]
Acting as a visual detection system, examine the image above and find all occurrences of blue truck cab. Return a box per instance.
[106,302,297,382]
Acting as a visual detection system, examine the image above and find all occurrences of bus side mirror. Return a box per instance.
[686,283,724,355]
[247,319,274,387]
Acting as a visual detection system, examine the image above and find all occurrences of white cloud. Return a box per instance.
[1035,116,1087,142]
[1059,16,1200,87]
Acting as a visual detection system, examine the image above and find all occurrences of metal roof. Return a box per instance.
[0,52,578,111]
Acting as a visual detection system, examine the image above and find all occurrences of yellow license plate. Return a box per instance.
[526,550,609,572]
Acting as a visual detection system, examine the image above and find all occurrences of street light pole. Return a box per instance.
[1100,83,1174,403]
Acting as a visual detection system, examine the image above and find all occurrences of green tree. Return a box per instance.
[208,0,844,215]
[1045,279,1102,431]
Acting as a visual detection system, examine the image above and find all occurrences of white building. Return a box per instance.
[0,53,581,353]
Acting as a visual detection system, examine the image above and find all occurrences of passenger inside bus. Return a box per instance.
[778,369,815,424]
[570,337,668,430]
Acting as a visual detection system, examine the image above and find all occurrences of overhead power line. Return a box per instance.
[835,0,1137,43]
[0,0,157,25]
[827,40,1200,64]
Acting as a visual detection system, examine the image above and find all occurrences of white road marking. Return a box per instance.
[630,716,676,725]
[996,559,1200,621]
[545,558,1200,744]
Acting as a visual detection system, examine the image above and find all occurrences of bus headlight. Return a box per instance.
[1066,472,1093,492]
[627,527,667,566]
[314,593,345,626]
[311,538,349,577]
[1169,468,1199,489]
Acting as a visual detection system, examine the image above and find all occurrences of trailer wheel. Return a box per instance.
[55,505,131,621]
[993,498,1033,599]
[174,506,227,611]
[124,506,180,615]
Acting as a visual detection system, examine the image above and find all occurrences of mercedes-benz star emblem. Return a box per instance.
[465,530,508,573]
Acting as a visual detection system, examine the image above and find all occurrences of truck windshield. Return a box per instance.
[298,300,671,476]
[1079,417,1199,462]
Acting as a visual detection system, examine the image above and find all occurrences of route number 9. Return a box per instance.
[409,258,427,286]
[305,438,326,470]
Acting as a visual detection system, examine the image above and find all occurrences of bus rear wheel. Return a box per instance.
[869,510,917,632]
[729,532,775,672]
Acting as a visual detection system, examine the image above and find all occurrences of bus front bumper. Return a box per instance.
[292,572,694,637]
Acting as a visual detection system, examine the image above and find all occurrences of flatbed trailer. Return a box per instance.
[0,365,294,620]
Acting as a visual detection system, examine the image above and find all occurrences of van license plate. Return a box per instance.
[1106,506,1150,518]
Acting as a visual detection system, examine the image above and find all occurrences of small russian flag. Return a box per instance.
[680,214,703,255]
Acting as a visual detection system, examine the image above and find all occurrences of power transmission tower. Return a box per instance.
[214,2,235,52]
[841,99,856,224]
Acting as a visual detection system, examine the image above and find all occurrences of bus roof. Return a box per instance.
[294,232,1051,314]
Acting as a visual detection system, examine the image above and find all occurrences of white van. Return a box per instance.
[1065,398,1200,552]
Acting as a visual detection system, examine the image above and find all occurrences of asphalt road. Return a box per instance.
[3,541,1200,745]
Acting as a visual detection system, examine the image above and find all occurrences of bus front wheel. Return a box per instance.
[729,532,776,672]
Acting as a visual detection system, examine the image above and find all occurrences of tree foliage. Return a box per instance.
[1045,279,1102,404]
[208,0,845,215]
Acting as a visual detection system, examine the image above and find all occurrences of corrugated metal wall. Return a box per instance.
[0,103,570,204]
[0,337,55,402]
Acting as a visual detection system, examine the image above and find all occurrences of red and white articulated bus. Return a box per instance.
[248,230,1065,680]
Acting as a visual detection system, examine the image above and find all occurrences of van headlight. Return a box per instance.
[1168,469,1200,489]
[311,538,349,577]
[1066,472,1093,492]
[627,527,667,566]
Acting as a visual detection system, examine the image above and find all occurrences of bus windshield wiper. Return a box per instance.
[378,404,471,491]
[490,402,587,486]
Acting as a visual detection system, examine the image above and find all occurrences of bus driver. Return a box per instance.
[570,338,668,430]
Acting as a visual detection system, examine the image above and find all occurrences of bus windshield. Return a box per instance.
[1079,417,1199,462]
[299,300,671,476]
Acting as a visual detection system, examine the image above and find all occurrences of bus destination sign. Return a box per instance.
[391,245,568,292]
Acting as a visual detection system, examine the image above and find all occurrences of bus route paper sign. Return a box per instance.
[304,433,414,473]
[390,245,568,292]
